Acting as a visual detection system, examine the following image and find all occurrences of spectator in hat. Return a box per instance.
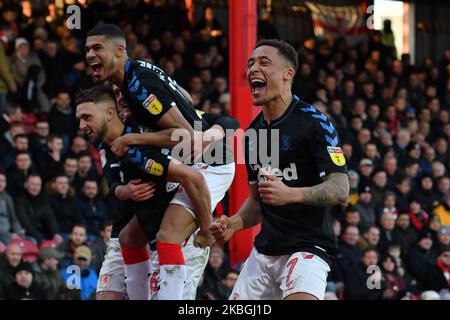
[34,247,66,300]
[358,158,375,186]
[433,192,450,227]
[4,261,46,300]
[407,230,436,284]
[433,226,450,253]
[355,182,376,231]
[60,245,97,300]
[393,212,417,257]
[411,172,440,213]
[422,247,450,292]
[0,243,22,298]
[0,172,24,244]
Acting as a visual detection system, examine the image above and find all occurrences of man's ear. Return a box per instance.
[106,106,114,121]
[284,67,294,82]
[115,44,125,58]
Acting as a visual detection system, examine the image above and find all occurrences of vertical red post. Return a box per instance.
[228,0,259,268]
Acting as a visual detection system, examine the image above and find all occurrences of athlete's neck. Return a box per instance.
[104,119,124,146]
[110,56,128,90]
[262,92,293,123]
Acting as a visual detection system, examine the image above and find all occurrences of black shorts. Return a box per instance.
[133,192,175,241]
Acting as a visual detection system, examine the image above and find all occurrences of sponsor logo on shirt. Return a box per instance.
[143,94,162,115]
[253,163,298,181]
[144,159,164,176]
[327,146,346,166]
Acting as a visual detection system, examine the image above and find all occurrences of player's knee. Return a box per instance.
[119,224,146,248]
[156,229,171,243]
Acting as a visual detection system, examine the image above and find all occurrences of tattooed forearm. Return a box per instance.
[299,173,349,207]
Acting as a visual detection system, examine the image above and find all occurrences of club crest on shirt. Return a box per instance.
[144,159,164,176]
[327,146,346,166]
[281,134,292,151]
[143,94,162,115]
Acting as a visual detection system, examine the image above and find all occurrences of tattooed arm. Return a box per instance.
[296,173,349,207]
[258,171,349,207]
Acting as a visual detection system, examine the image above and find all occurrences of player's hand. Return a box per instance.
[209,215,234,242]
[111,134,131,158]
[125,179,156,202]
[193,229,215,248]
[258,171,295,206]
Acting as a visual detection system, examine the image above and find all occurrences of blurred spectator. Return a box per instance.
[378,211,401,253]
[58,224,88,269]
[344,248,383,300]
[408,200,430,232]
[34,134,64,182]
[76,179,108,236]
[72,151,99,195]
[33,247,66,300]
[28,118,49,156]
[63,155,77,185]
[357,226,380,251]
[60,245,97,300]
[1,133,29,169]
[0,172,24,244]
[5,151,34,198]
[434,226,450,253]
[412,173,440,213]
[4,261,46,300]
[0,242,22,298]
[433,192,450,226]
[48,90,78,150]
[14,174,61,244]
[422,247,450,292]
[336,226,362,280]
[393,212,417,256]
[10,37,49,113]
[379,254,410,299]
[47,174,81,235]
[257,9,279,40]
[89,221,112,274]
[344,207,362,231]
[222,269,239,298]
[0,28,17,113]
[202,246,228,300]
[407,230,436,284]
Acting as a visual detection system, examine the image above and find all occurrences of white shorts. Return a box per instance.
[96,238,128,298]
[149,230,210,300]
[170,162,235,216]
[97,236,209,300]
[230,248,330,300]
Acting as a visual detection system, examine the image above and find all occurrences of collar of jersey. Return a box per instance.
[260,95,300,127]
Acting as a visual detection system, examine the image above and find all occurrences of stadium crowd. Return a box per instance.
[0,0,449,300]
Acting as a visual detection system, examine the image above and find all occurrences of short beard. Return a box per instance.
[95,120,108,145]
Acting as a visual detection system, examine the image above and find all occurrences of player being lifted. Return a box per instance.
[85,24,237,299]
[210,39,349,300]
[76,85,211,299]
